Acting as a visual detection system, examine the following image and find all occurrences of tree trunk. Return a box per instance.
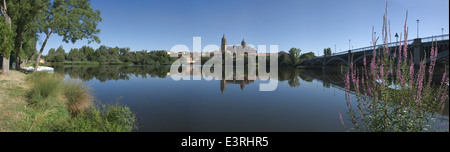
[1,0,11,75]
[34,32,51,72]
[2,56,9,75]
[14,30,23,70]
[34,52,41,72]
[15,42,23,70]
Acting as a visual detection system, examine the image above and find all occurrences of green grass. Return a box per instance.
[18,99,71,132]
[4,71,137,132]
[26,72,63,108]
[68,102,136,132]
[62,80,93,115]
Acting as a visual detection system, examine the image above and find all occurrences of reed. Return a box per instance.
[342,2,449,132]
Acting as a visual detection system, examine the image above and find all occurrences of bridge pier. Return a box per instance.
[413,38,422,65]
[347,50,351,62]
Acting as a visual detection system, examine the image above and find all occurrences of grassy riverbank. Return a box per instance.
[0,70,135,132]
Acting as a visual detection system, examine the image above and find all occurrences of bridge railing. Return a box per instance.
[308,34,449,62]
[348,39,415,54]
[421,34,449,43]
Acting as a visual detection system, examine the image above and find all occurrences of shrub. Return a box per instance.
[23,101,72,132]
[26,72,62,107]
[342,2,448,132]
[62,80,93,115]
[23,72,136,132]
[68,102,136,132]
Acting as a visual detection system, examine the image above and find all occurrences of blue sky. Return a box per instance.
[39,0,449,56]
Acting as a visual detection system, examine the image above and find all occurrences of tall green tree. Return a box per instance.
[278,51,291,67]
[0,0,13,75]
[46,48,55,62]
[67,48,75,61]
[34,0,102,71]
[119,47,130,62]
[288,47,301,65]
[81,46,94,61]
[9,0,46,69]
[20,31,37,63]
[54,45,66,62]
[300,52,315,60]
[323,48,332,56]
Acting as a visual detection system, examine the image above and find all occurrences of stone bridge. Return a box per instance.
[298,35,449,67]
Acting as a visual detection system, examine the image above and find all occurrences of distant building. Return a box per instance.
[221,35,258,56]
[130,50,148,54]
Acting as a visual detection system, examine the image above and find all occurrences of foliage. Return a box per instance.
[288,47,301,65]
[119,49,176,65]
[46,45,177,65]
[37,0,101,44]
[26,72,63,107]
[0,16,14,58]
[300,52,316,60]
[323,48,332,56]
[279,49,316,67]
[8,0,46,69]
[62,80,93,115]
[68,102,136,132]
[81,46,95,61]
[342,2,449,132]
[47,46,66,62]
[67,48,81,61]
[21,71,136,132]
[35,0,102,71]
[278,51,291,67]
[20,32,38,61]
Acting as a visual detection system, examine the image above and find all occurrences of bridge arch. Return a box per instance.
[323,74,345,84]
[312,59,325,66]
[325,57,348,66]
[303,60,313,66]
[426,49,449,63]
[297,36,448,67]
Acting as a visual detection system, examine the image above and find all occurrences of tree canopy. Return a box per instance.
[288,47,301,65]
[300,52,315,60]
[45,45,177,65]
[0,16,14,58]
[34,0,102,71]
[323,48,332,56]
[1,0,13,75]
[9,0,46,69]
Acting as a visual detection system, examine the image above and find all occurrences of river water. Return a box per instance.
[53,65,448,132]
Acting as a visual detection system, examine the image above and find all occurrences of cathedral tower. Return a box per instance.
[221,34,227,54]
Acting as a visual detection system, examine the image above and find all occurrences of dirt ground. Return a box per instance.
[0,70,29,132]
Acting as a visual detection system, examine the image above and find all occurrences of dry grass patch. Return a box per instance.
[0,70,29,132]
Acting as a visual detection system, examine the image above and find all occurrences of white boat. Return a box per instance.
[376,79,409,90]
[24,66,54,73]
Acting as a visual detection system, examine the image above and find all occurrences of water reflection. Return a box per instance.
[54,65,171,82]
[54,65,309,93]
[52,65,448,131]
[52,65,369,95]
[54,65,447,116]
